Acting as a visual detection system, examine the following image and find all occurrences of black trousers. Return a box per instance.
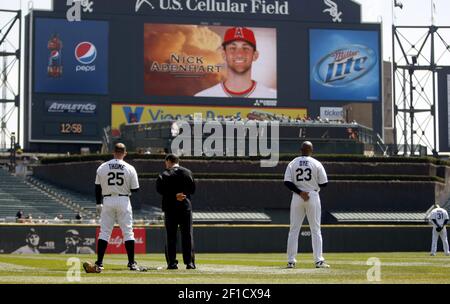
[164,209,195,265]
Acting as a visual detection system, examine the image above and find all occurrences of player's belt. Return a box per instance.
[103,194,130,197]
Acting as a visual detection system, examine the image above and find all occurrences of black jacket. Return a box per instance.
[156,165,196,212]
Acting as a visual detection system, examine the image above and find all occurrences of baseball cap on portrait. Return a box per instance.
[222,27,257,49]
[27,228,38,238]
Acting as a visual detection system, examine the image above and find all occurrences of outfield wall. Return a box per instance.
[0,224,440,254]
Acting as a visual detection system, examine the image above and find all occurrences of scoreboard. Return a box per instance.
[24,0,382,153]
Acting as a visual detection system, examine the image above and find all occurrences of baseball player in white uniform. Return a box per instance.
[284,141,330,268]
[84,143,146,273]
[194,26,277,99]
[428,204,449,256]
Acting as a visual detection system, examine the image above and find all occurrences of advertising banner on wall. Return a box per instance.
[95,227,146,254]
[111,103,307,135]
[309,29,381,102]
[0,226,96,254]
[320,107,344,121]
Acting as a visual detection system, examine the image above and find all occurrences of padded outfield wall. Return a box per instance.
[0,224,439,254]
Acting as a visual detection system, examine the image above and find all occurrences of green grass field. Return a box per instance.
[0,252,449,284]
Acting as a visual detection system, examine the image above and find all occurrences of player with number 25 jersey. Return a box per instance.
[83,143,145,273]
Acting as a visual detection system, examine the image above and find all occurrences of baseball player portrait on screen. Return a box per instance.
[83,143,147,273]
[144,24,277,98]
[283,141,330,269]
[428,204,449,256]
[195,26,277,98]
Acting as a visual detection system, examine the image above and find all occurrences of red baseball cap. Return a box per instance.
[222,27,256,49]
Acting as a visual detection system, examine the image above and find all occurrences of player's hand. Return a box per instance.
[300,191,309,201]
[436,226,442,232]
[96,204,103,216]
[176,193,186,202]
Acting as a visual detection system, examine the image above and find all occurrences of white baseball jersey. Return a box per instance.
[96,158,139,242]
[195,81,277,98]
[12,245,39,254]
[285,155,328,265]
[95,159,139,195]
[429,208,449,227]
[284,156,328,192]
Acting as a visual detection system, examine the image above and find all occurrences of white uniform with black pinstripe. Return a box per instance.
[95,158,139,242]
[429,208,449,255]
[284,156,328,264]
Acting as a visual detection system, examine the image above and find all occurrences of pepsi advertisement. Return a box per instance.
[34,18,109,94]
[309,29,381,102]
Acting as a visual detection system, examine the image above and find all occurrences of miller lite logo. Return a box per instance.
[313,44,377,87]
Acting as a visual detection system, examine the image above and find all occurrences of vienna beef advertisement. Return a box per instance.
[111,103,307,136]
[144,23,277,98]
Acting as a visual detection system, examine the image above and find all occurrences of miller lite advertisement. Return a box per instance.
[309,29,381,102]
[34,18,109,94]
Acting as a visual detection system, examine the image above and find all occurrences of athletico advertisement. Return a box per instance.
[34,18,109,94]
[309,29,381,102]
[111,103,307,135]
[144,24,277,98]
[45,100,97,115]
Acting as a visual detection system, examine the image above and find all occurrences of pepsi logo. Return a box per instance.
[50,50,60,58]
[74,42,97,65]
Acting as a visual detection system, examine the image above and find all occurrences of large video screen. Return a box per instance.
[144,24,277,99]
[309,29,381,102]
[27,6,382,147]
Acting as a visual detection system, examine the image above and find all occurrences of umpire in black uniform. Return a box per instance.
[156,154,196,270]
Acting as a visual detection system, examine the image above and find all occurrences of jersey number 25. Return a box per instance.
[108,172,124,186]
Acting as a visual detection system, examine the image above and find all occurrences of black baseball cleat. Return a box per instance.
[315,261,330,268]
[128,262,148,272]
[286,262,295,269]
[167,264,178,270]
[186,263,196,269]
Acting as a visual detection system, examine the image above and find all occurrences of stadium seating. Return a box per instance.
[0,167,80,220]
[26,176,163,222]
[32,157,450,225]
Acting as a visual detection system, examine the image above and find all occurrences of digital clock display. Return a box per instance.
[44,122,97,137]
[60,123,83,134]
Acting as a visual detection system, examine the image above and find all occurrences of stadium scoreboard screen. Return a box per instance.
[24,0,382,152]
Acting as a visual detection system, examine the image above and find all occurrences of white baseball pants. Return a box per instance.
[287,191,325,264]
[99,196,135,242]
[431,227,449,255]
